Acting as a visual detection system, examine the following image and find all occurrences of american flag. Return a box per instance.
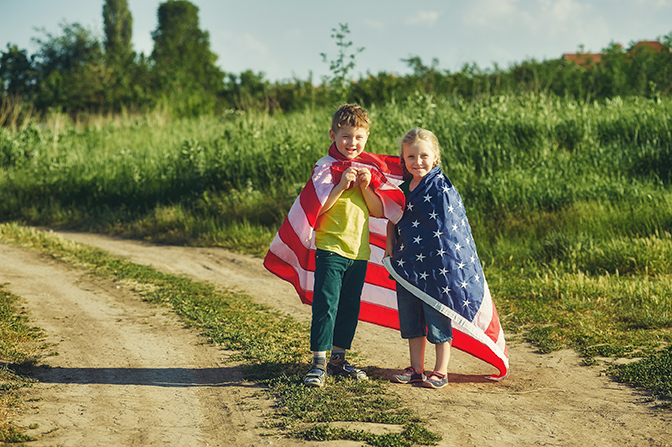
[384,166,508,380]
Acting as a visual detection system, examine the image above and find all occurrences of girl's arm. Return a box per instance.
[384,220,396,258]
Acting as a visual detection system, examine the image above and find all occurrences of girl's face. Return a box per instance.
[402,140,438,181]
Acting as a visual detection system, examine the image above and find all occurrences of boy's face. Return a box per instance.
[329,126,369,160]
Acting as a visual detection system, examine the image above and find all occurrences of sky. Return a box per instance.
[1,0,671,83]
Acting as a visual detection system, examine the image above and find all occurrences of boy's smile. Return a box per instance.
[330,126,369,160]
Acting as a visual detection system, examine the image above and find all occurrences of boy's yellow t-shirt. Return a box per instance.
[315,186,370,260]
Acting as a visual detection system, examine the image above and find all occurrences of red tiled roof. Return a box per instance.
[563,40,667,68]
[630,41,666,52]
[562,52,602,66]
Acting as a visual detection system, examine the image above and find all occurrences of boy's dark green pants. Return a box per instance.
[310,249,368,352]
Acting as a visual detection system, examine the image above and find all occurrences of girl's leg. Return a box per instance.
[409,336,427,373]
[433,341,452,376]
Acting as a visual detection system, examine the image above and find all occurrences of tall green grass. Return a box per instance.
[2,95,671,250]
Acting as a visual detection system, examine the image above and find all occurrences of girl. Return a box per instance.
[384,128,509,386]
[384,127,452,389]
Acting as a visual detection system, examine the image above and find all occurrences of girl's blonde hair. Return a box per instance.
[399,127,442,178]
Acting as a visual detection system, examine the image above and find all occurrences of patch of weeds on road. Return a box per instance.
[260,374,441,446]
[0,223,442,445]
[0,284,48,445]
[606,345,672,408]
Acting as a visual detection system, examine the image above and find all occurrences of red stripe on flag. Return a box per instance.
[263,251,312,305]
[484,300,502,342]
[365,263,396,289]
[369,232,387,250]
[359,301,400,330]
[452,331,507,378]
[277,222,314,271]
[299,180,321,227]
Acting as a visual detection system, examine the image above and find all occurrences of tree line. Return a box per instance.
[1,0,672,123]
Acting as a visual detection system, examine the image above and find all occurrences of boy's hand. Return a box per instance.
[338,166,359,190]
[357,168,372,189]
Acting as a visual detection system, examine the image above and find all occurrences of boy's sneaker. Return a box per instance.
[391,366,425,384]
[304,363,327,387]
[327,359,367,380]
[422,371,448,389]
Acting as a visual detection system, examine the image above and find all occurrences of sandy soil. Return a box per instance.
[2,230,671,447]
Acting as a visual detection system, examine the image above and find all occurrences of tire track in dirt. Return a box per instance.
[0,242,307,446]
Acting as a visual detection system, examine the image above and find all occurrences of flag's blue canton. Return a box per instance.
[391,167,484,322]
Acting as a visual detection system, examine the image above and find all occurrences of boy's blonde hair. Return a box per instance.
[399,127,442,178]
[332,104,371,133]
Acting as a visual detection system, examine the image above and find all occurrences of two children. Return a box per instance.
[306,116,460,389]
[266,104,507,388]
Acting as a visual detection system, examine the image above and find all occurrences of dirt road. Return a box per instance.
[2,231,671,446]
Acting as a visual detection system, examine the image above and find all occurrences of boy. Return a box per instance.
[264,103,404,387]
[304,104,384,387]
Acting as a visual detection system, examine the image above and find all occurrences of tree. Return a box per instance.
[0,44,35,96]
[31,22,107,112]
[103,0,138,111]
[103,0,133,65]
[151,0,224,115]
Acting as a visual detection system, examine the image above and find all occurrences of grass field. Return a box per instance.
[1,93,672,409]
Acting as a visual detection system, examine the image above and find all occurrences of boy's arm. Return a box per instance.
[361,184,384,218]
[319,166,358,216]
[358,168,384,218]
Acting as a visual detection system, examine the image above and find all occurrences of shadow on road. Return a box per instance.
[29,365,262,388]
